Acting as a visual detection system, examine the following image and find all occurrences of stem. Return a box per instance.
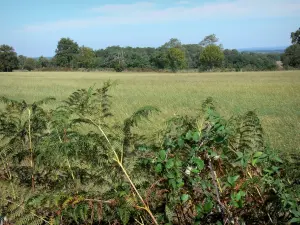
[88,118,158,225]
[67,158,75,180]
[27,109,35,192]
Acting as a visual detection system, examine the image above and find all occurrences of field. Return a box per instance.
[0,71,299,155]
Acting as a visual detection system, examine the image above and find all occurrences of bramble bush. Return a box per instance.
[0,81,299,225]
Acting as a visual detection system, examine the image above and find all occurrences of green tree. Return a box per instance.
[162,38,183,49]
[199,34,219,47]
[18,55,27,70]
[291,27,300,45]
[0,45,18,72]
[166,47,186,72]
[37,56,49,68]
[281,44,300,68]
[54,38,79,68]
[24,58,36,71]
[76,46,96,69]
[200,45,224,70]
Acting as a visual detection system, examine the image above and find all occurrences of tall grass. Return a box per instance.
[0,71,299,155]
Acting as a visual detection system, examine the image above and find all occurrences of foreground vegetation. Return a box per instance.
[0,80,299,224]
[0,71,299,156]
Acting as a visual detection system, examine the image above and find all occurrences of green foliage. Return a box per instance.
[24,58,37,71]
[0,82,299,225]
[75,46,96,69]
[291,27,300,45]
[166,47,186,72]
[282,44,300,69]
[0,45,18,72]
[200,45,225,70]
[54,37,79,68]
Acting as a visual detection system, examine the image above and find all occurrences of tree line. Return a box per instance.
[0,29,299,72]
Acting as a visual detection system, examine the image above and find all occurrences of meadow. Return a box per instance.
[0,70,299,155]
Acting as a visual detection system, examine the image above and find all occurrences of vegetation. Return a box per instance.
[0,81,299,224]
[282,28,300,69]
[0,33,285,72]
[0,45,18,72]
[0,71,299,156]
[200,45,224,71]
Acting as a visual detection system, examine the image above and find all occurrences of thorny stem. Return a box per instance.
[207,152,227,224]
[88,118,159,225]
[28,109,35,192]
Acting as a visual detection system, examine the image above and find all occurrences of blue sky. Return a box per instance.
[1,0,299,57]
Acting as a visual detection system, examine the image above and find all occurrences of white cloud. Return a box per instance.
[21,0,300,32]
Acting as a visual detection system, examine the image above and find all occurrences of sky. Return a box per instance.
[0,0,299,57]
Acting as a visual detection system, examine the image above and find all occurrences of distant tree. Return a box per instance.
[37,56,49,68]
[24,58,36,71]
[18,55,27,70]
[183,44,202,68]
[291,28,300,45]
[199,34,219,47]
[150,51,169,69]
[0,45,18,72]
[200,45,224,70]
[162,38,183,49]
[167,47,186,72]
[76,46,96,69]
[113,50,126,72]
[281,44,300,68]
[54,38,79,68]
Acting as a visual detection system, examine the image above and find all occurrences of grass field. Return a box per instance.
[0,71,299,155]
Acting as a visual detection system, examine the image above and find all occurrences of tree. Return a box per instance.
[37,56,49,68]
[24,58,36,71]
[76,46,96,69]
[18,55,27,70]
[291,27,300,45]
[166,47,186,72]
[161,38,183,49]
[54,38,79,68]
[281,28,300,69]
[199,34,219,47]
[200,45,224,70]
[281,44,300,68]
[0,45,18,72]
[150,51,169,69]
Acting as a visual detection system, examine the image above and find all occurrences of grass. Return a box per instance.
[0,71,299,155]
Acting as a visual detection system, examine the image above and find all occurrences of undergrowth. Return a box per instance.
[0,81,299,225]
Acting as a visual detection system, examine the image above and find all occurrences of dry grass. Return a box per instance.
[0,71,299,154]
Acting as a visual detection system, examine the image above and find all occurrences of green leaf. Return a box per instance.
[227,175,239,186]
[159,150,166,161]
[155,163,162,173]
[290,218,300,223]
[236,151,243,159]
[167,172,175,179]
[191,168,200,173]
[166,159,175,169]
[203,201,213,212]
[253,151,263,158]
[251,158,258,166]
[181,194,189,203]
[274,156,283,163]
[192,157,204,171]
[175,159,182,167]
[193,131,201,142]
[185,130,193,140]
[178,138,184,147]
